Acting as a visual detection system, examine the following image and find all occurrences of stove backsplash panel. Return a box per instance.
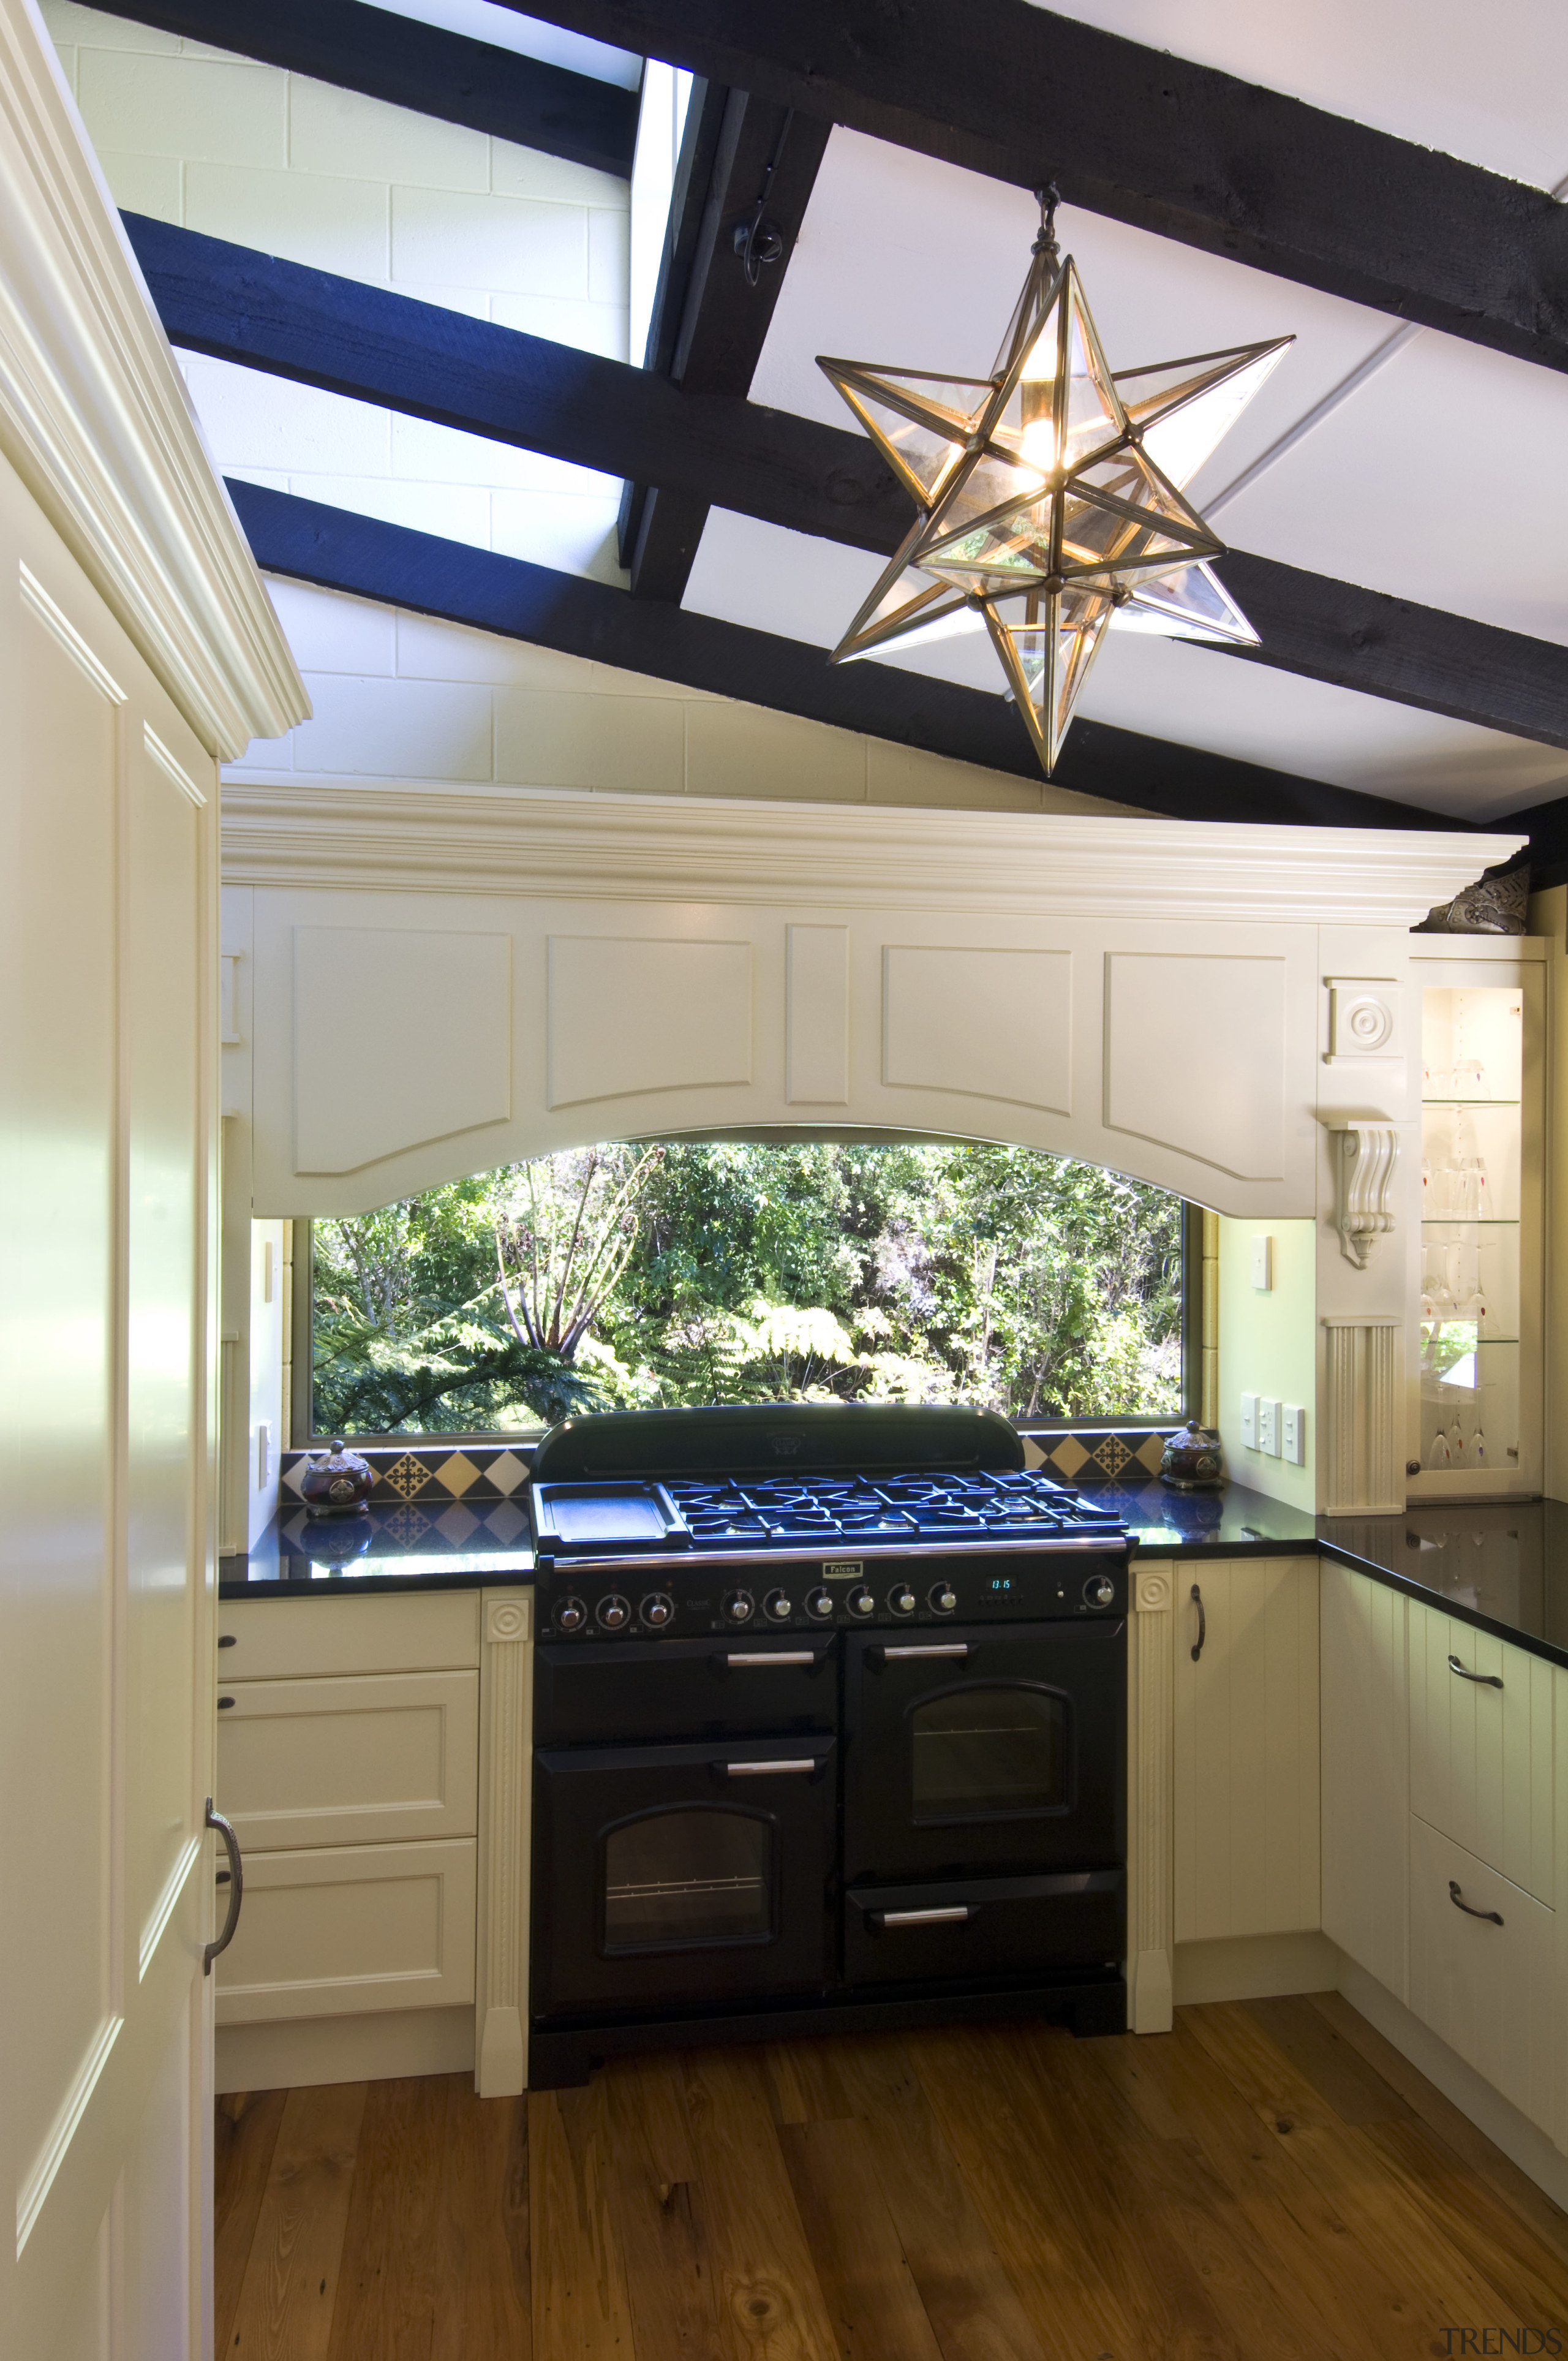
[277,1426,1180,1506]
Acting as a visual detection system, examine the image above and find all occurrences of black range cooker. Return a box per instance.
[527,1402,1129,2087]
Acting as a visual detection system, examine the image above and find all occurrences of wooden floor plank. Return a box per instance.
[780,2115,944,2361]
[1242,1996,1414,2127]
[229,2080,368,2361]
[832,2036,1050,2361]
[1307,1989,1568,2273]
[678,2046,843,2361]
[431,2078,530,2361]
[1362,2117,1568,2332]
[326,2074,447,2361]
[761,2041,856,2129]
[214,2088,288,2357]
[530,2082,636,2361]
[603,2052,725,2361]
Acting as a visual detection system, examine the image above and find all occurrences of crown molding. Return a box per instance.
[0,0,306,755]
[219,777,1521,928]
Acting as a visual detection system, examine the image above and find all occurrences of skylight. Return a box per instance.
[359,0,643,88]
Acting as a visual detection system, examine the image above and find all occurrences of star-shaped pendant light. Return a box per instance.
[818,189,1293,775]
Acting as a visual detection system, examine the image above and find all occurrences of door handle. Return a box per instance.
[721,1758,819,1777]
[1447,1653,1503,1689]
[875,1644,970,1661]
[871,1905,973,1928]
[725,1652,817,1668]
[204,1798,243,1975]
[1448,1878,1504,1926]
[1190,1584,1205,1662]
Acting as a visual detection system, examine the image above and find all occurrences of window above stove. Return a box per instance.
[295,1136,1189,1443]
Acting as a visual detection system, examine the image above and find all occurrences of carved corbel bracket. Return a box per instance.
[1323,1120,1400,1267]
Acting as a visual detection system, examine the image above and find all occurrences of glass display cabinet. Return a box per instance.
[1407,951,1544,1502]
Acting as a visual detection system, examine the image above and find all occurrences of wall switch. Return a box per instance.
[1251,1233,1273,1290]
[1240,1392,1259,1449]
[1282,1403,1306,1465]
[1259,1398,1282,1456]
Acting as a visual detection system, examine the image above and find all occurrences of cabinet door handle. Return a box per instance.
[217,1633,237,1649]
[872,1906,973,1928]
[1190,1584,1206,1662]
[1447,1653,1502,1689]
[1448,1878,1504,1927]
[204,1798,243,1974]
[216,1695,236,1709]
[876,1644,969,1661]
[725,1652,816,1668]
[722,1758,818,1777]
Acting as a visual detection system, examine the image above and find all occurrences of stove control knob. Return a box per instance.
[805,1587,835,1620]
[889,1584,918,1617]
[929,1582,958,1615]
[595,1593,631,1632]
[1084,1574,1117,1610]
[554,1595,587,1634]
[639,1592,674,1630]
[723,1588,755,1625]
[764,1588,793,1622]
[847,1586,875,1618]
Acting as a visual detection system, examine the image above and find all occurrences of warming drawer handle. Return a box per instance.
[203,1798,243,1975]
[1190,1584,1205,1663]
[877,1644,970,1661]
[720,1758,820,1778]
[725,1652,818,1668]
[1448,1878,1504,1927]
[871,1905,974,1929]
[1447,1653,1503,1689]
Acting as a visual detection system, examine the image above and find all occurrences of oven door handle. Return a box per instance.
[869,1643,970,1663]
[723,1651,820,1669]
[717,1757,823,1778]
[866,1905,974,1930]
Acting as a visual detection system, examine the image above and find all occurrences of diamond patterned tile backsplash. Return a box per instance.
[280,1427,1182,1503]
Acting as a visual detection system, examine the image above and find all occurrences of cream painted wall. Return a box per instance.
[41,1,630,583]
[1216,1216,1318,1509]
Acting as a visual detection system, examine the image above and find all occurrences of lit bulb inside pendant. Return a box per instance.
[1019,327,1058,474]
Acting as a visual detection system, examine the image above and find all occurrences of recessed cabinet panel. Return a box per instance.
[548,935,752,1108]
[215,1838,477,2023]
[216,1671,478,1851]
[216,1592,482,1679]
[1320,1563,1408,1999]
[1408,1598,1555,1906]
[1105,953,1286,1180]
[1409,1814,1557,2139]
[881,945,1071,1112]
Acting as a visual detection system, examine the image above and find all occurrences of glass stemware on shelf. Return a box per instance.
[1423,1057,1490,1099]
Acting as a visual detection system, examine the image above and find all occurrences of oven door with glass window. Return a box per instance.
[842,1619,1125,1883]
[531,1735,836,2020]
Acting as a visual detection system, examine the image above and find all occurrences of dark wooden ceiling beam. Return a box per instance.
[624,90,830,599]
[225,477,1468,833]
[89,0,639,178]
[496,0,1568,374]
[130,217,1568,755]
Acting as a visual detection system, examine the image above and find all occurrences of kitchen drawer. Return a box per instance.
[217,1590,484,1680]
[1408,1814,1558,2139]
[535,1632,837,1745]
[217,1670,478,1849]
[214,1837,477,2024]
[844,1868,1123,1989]
[1408,1600,1555,1904]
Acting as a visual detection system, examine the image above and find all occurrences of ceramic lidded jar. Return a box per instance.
[1159,1420,1225,1492]
[300,1437,375,1517]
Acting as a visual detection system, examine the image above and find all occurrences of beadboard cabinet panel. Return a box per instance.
[1409,1814,1558,2140]
[1174,1558,1321,1945]
[1409,1596,1555,1906]
[216,1589,481,1679]
[216,1670,479,1850]
[1321,1562,1410,2000]
[214,1838,477,2023]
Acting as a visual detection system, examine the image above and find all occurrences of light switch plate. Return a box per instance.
[1240,1391,1259,1449]
[1259,1398,1281,1456]
[1282,1403,1306,1465]
[1251,1234,1273,1290]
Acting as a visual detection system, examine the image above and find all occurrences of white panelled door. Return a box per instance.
[0,451,219,2359]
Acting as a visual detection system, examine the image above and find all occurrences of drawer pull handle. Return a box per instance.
[217,1634,237,1649]
[875,1905,973,1928]
[216,1695,235,1710]
[1191,1584,1205,1662]
[1448,1879,1504,1927]
[722,1758,818,1777]
[204,1799,243,1974]
[877,1644,969,1661]
[725,1652,816,1667]
[1447,1653,1502,1688]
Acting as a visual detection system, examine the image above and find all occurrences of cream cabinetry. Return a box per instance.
[1321,1562,1409,1997]
[1173,1557,1321,1944]
[214,1593,482,2031]
[1408,1815,1558,2137]
[1408,1595,1555,1906]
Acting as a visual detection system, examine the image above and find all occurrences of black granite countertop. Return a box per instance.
[220,1483,1568,1676]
